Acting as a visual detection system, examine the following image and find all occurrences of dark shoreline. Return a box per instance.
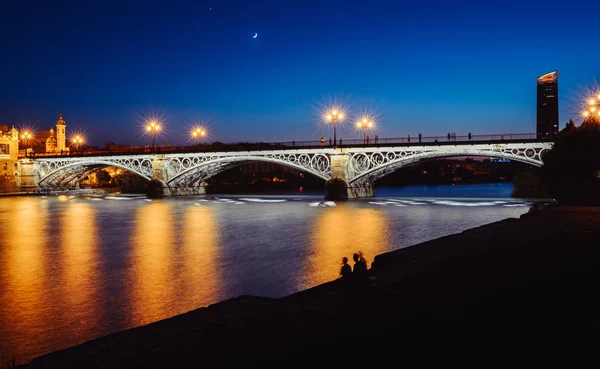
[19,204,600,367]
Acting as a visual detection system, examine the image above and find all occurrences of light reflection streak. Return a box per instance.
[130,201,175,325]
[58,202,100,340]
[180,205,222,306]
[303,205,388,289]
[0,198,48,360]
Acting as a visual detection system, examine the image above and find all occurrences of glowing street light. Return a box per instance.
[356,118,374,144]
[191,127,207,145]
[71,135,84,151]
[325,109,344,146]
[582,92,600,124]
[20,131,33,148]
[146,120,161,152]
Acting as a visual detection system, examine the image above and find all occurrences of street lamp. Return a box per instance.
[72,135,84,151]
[191,127,207,145]
[326,109,344,146]
[582,94,600,124]
[356,118,373,144]
[146,120,161,152]
[20,131,33,148]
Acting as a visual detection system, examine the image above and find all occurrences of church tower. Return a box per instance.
[56,113,66,152]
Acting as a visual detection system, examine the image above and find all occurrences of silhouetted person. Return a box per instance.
[468,132,472,141]
[366,135,370,144]
[447,133,451,141]
[374,135,378,144]
[407,135,411,143]
[352,252,368,280]
[339,138,342,146]
[329,138,332,146]
[339,257,352,279]
[418,133,422,143]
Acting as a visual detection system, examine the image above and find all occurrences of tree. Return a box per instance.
[96,169,112,184]
[111,171,149,193]
[541,123,600,204]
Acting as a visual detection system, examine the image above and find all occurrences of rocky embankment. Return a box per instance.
[20,206,600,367]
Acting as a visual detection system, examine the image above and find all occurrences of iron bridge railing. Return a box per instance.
[22,132,549,158]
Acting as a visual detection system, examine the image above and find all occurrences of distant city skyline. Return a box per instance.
[1,0,599,147]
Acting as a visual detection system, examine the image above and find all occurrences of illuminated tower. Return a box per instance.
[536,71,559,139]
[56,113,66,151]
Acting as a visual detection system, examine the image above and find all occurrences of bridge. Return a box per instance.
[18,134,553,199]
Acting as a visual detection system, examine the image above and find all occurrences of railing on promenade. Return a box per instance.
[20,132,545,159]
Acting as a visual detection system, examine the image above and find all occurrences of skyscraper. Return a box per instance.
[536,71,559,139]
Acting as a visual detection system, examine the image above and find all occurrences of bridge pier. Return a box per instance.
[324,151,374,200]
[19,159,36,193]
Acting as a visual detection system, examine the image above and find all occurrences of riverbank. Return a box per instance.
[20,205,600,367]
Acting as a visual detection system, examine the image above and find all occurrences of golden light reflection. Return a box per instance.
[180,205,223,306]
[0,198,48,354]
[302,205,389,289]
[59,202,100,331]
[130,201,175,325]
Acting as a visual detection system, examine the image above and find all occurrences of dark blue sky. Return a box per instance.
[1,0,598,147]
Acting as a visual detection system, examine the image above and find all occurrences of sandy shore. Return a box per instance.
[20,205,600,367]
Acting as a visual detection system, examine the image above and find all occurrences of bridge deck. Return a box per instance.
[24,137,552,159]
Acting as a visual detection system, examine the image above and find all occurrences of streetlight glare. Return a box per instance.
[326,114,332,121]
[583,111,590,117]
[591,107,597,112]
[589,99,596,106]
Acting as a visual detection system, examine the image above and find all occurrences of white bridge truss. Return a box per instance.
[345,142,551,185]
[32,142,551,188]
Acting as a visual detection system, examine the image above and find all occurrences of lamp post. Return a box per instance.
[326,110,343,146]
[20,131,33,148]
[72,135,84,151]
[582,94,600,124]
[356,118,373,144]
[146,120,161,152]
[191,127,207,145]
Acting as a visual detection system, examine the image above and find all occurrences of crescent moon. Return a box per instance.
[253,33,258,38]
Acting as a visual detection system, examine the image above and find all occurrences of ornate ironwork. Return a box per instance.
[346,142,551,184]
[36,156,154,185]
[163,151,331,185]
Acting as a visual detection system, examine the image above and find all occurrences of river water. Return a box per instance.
[0,183,534,364]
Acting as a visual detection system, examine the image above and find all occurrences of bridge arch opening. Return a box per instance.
[165,155,330,193]
[351,153,543,197]
[166,156,328,195]
[37,160,152,192]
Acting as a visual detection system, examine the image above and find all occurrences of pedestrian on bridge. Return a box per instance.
[418,133,422,143]
[468,132,472,141]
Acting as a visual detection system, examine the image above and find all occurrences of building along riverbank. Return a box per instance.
[20,205,600,367]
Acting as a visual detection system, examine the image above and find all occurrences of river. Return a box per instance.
[0,183,535,364]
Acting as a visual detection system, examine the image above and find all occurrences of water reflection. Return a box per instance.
[0,198,48,362]
[129,202,223,325]
[58,202,101,341]
[130,201,176,325]
[304,204,389,289]
[180,205,223,306]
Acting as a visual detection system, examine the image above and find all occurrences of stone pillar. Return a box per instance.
[325,150,374,200]
[325,149,375,200]
[146,155,170,198]
[19,159,36,193]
